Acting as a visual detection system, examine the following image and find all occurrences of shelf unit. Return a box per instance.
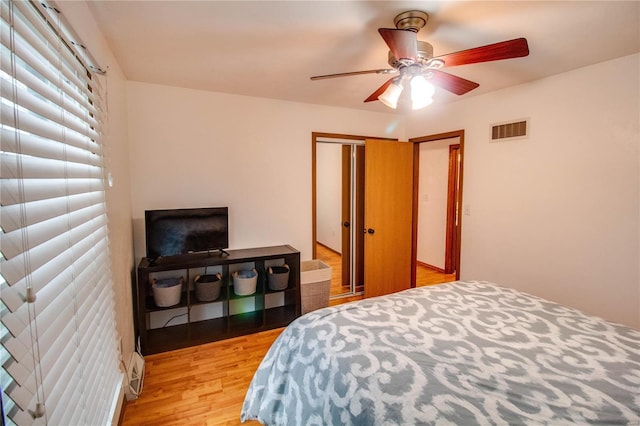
[134,245,300,354]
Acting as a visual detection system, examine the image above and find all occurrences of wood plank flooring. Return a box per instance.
[121,329,281,426]
[316,242,456,297]
[121,250,456,425]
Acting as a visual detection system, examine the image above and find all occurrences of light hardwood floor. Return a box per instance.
[121,330,280,426]
[121,250,456,425]
[316,242,456,296]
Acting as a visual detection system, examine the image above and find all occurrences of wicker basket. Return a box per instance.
[194,273,222,302]
[300,260,331,314]
[151,277,183,307]
[267,264,289,291]
[233,269,257,296]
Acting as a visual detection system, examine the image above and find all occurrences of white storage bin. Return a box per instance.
[300,260,331,314]
[233,269,257,296]
[152,277,183,307]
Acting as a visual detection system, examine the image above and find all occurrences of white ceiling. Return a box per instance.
[85,1,640,114]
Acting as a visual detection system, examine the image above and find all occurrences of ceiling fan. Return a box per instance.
[310,10,530,110]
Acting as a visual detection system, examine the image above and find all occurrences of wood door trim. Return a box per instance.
[341,145,351,286]
[444,144,460,274]
[409,130,465,285]
[312,132,396,258]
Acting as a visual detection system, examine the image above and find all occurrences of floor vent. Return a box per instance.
[490,119,528,141]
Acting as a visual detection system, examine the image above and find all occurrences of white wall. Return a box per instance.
[316,143,343,252]
[57,1,135,361]
[406,54,640,328]
[126,82,403,262]
[417,138,459,269]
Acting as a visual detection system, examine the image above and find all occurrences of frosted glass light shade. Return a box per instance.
[410,75,435,110]
[379,81,404,109]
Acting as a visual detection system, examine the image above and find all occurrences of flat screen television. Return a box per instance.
[145,207,229,259]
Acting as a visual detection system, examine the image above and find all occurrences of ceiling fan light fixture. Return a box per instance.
[378,80,404,109]
[410,75,435,110]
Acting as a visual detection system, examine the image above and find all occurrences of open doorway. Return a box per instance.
[411,130,464,287]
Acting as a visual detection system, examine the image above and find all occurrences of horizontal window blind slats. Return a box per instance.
[1,358,31,396]
[0,48,100,131]
[3,379,31,413]
[0,191,104,233]
[0,77,100,141]
[0,205,103,266]
[1,235,107,319]
[49,370,81,426]
[2,1,120,423]
[5,320,77,413]
[0,104,102,159]
[6,319,80,413]
[0,177,104,207]
[2,342,33,392]
[48,364,82,426]
[4,2,99,108]
[2,320,36,367]
[77,277,109,335]
[0,42,102,129]
[1,229,108,320]
[0,127,102,170]
[0,280,24,315]
[38,311,75,376]
[4,260,90,339]
[0,20,99,123]
[3,256,108,384]
[1,152,103,182]
[10,1,88,82]
[1,216,106,286]
[0,302,26,339]
[1,258,68,314]
[75,264,108,312]
[4,312,73,403]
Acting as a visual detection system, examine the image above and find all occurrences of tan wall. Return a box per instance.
[406,54,640,328]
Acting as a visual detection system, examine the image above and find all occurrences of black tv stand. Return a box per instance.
[134,245,301,355]
[209,248,229,256]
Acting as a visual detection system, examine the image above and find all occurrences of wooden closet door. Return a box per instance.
[364,139,414,298]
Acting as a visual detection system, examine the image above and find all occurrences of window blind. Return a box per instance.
[0,1,122,425]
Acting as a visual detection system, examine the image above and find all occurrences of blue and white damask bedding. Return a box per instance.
[241,281,640,425]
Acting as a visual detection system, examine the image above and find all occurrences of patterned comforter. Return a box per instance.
[241,281,640,425]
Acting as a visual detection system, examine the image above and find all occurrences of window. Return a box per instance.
[1,1,122,424]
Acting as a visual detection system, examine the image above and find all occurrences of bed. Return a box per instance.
[240,281,640,425]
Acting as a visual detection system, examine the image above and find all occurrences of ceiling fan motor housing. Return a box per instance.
[388,41,434,68]
[393,10,429,32]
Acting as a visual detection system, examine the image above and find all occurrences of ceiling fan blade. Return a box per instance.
[378,28,418,61]
[310,69,396,81]
[433,38,529,68]
[428,70,479,95]
[364,78,394,103]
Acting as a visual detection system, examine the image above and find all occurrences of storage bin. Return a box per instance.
[300,260,331,314]
[267,264,290,291]
[152,277,183,307]
[194,273,222,302]
[233,269,257,296]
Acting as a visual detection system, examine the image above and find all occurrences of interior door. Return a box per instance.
[364,139,414,298]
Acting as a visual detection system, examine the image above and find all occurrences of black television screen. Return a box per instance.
[145,207,229,259]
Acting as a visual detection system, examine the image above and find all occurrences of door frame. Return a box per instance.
[444,144,460,274]
[312,132,396,297]
[409,130,465,286]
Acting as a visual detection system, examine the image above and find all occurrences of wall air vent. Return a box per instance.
[490,119,529,142]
